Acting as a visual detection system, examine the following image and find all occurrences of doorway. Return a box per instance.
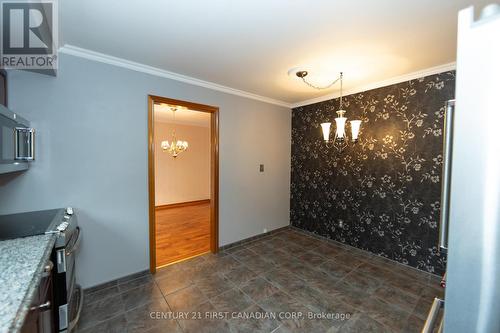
[148,95,219,273]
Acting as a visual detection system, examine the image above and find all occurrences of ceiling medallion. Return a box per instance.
[295,71,362,152]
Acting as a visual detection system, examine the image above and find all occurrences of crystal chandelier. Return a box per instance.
[296,71,362,152]
[160,106,188,158]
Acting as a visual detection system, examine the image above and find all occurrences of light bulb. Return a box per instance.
[320,123,331,142]
[335,114,347,139]
[350,120,362,142]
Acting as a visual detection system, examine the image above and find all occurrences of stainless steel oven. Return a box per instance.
[51,208,83,333]
[0,104,35,174]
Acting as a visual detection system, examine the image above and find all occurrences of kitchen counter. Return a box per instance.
[0,234,56,333]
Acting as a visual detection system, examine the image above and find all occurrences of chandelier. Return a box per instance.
[296,71,361,152]
[160,106,188,158]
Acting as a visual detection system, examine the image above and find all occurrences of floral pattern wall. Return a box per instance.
[290,71,455,275]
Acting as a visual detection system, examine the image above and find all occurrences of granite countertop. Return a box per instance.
[0,234,56,333]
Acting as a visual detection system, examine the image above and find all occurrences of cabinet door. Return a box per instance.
[21,310,39,333]
[21,261,54,333]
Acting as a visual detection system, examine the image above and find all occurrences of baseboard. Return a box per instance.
[84,269,150,293]
[219,225,291,251]
[290,225,441,278]
[155,199,210,210]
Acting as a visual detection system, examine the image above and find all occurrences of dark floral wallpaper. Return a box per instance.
[290,71,455,275]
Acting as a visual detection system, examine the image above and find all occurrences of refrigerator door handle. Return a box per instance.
[422,297,444,333]
[439,99,455,252]
[437,316,444,333]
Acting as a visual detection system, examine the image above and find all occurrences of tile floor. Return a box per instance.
[76,227,444,333]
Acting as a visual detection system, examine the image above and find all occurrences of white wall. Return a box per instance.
[0,54,291,288]
[154,122,210,205]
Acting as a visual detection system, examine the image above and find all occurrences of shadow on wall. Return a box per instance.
[291,71,455,275]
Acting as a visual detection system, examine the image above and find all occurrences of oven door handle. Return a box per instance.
[68,284,84,332]
[65,226,81,257]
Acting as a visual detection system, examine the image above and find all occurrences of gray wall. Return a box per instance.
[0,54,291,288]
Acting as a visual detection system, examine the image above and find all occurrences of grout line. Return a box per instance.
[270,324,283,333]
[156,284,186,333]
[77,310,126,332]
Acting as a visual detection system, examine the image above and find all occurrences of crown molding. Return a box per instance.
[58,44,456,110]
[58,44,292,108]
[291,62,457,108]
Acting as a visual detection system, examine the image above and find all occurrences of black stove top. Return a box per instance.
[0,209,61,241]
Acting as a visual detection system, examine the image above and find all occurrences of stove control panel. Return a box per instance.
[57,222,69,232]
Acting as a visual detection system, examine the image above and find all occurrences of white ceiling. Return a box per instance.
[60,0,489,106]
[154,104,210,127]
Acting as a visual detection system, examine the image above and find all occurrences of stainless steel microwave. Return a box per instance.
[0,105,35,174]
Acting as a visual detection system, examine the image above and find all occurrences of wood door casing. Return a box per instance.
[147,95,219,273]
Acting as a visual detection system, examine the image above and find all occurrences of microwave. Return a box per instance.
[0,104,35,174]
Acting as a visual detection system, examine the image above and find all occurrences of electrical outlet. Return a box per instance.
[259,164,264,172]
[338,221,343,228]
[263,228,268,233]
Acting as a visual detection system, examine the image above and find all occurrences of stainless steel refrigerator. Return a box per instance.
[427,4,500,333]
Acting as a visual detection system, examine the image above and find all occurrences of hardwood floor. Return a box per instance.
[155,201,211,267]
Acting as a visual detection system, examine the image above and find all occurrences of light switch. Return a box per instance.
[259,164,264,172]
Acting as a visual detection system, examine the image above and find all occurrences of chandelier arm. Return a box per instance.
[332,129,349,152]
[300,75,341,90]
[334,139,349,152]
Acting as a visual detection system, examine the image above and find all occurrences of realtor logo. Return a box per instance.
[0,0,58,70]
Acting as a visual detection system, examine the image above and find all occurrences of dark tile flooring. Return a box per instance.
[76,228,444,333]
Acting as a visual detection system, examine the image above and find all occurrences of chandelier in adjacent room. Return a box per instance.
[295,71,362,152]
[160,106,188,158]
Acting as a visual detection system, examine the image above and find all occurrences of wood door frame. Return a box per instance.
[148,95,219,274]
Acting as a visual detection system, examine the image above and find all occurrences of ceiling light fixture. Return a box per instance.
[295,71,362,152]
[160,106,189,158]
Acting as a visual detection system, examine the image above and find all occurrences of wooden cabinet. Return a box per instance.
[21,260,54,333]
